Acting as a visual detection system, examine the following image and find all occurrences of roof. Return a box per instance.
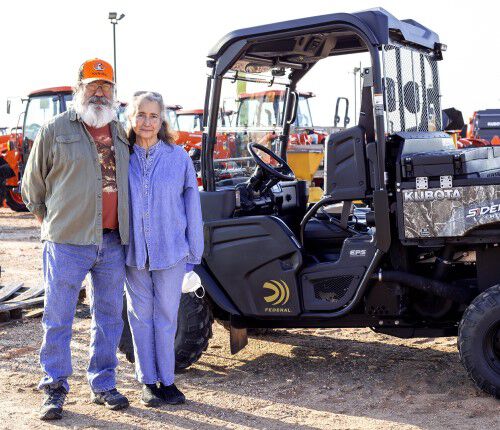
[166,104,183,111]
[208,7,440,60]
[476,109,500,116]
[28,86,73,97]
[177,109,204,116]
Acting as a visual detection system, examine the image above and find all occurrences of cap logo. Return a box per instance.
[94,63,105,71]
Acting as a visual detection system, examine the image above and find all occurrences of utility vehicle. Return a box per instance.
[121,8,500,397]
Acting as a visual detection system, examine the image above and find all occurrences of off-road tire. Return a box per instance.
[174,293,213,371]
[119,293,213,371]
[458,284,500,398]
[5,189,28,212]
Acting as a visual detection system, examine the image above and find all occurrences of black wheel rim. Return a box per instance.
[484,321,500,374]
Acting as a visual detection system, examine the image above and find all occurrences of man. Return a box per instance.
[22,58,131,420]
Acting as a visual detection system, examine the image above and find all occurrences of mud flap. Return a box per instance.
[229,326,248,354]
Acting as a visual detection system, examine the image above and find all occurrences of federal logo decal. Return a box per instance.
[263,280,290,306]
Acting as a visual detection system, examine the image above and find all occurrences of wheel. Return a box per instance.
[5,189,28,212]
[119,293,213,371]
[458,284,500,398]
[175,293,213,371]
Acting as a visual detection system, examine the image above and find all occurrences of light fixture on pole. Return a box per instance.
[108,12,125,84]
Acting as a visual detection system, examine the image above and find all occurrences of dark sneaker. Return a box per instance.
[91,388,129,410]
[39,386,67,420]
[158,383,186,405]
[141,384,162,407]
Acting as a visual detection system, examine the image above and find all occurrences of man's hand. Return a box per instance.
[34,214,43,225]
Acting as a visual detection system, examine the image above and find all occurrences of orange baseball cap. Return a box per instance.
[78,58,114,84]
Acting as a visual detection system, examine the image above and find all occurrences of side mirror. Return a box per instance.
[334,97,350,128]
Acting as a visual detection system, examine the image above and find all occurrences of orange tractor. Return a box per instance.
[171,90,348,199]
[0,126,24,210]
[459,109,500,148]
[170,107,234,181]
[1,86,73,211]
[172,108,203,149]
[213,89,338,200]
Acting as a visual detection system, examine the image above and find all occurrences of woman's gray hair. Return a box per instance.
[126,91,176,144]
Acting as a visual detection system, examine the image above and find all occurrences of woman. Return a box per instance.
[125,91,203,407]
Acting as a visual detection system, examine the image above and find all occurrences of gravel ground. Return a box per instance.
[0,207,499,429]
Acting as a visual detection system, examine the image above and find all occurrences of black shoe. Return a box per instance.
[39,386,67,420]
[91,388,129,410]
[141,384,162,407]
[158,383,186,405]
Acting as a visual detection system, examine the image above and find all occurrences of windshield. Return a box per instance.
[210,71,291,188]
[177,113,203,132]
[63,93,73,111]
[297,97,313,127]
[207,53,369,189]
[166,108,179,130]
[236,94,280,127]
[235,93,312,128]
[24,95,62,142]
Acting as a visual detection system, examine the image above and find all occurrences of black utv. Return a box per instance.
[121,8,500,398]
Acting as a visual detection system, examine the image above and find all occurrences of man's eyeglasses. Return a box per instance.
[86,82,114,93]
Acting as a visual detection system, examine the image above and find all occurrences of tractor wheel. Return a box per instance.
[458,284,500,398]
[119,293,213,371]
[5,189,28,212]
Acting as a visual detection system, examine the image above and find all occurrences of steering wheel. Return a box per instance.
[247,142,295,182]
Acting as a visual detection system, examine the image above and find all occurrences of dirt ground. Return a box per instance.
[0,207,498,430]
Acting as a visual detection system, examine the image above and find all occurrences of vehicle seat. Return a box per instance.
[303,217,350,260]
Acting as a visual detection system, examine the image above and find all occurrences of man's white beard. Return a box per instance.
[79,103,116,128]
[73,90,117,128]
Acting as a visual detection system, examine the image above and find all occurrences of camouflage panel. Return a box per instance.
[402,185,500,238]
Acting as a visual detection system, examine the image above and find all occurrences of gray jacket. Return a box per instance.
[21,109,130,245]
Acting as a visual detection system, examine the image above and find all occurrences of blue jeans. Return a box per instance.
[39,231,125,393]
[125,261,185,385]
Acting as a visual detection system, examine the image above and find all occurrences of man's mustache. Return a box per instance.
[88,96,112,106]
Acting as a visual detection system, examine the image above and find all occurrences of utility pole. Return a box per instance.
[108,12,125,84]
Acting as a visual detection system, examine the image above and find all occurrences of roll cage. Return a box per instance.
[201,7,445,252]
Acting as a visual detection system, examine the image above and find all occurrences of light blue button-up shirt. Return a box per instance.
[126,140,204,271]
